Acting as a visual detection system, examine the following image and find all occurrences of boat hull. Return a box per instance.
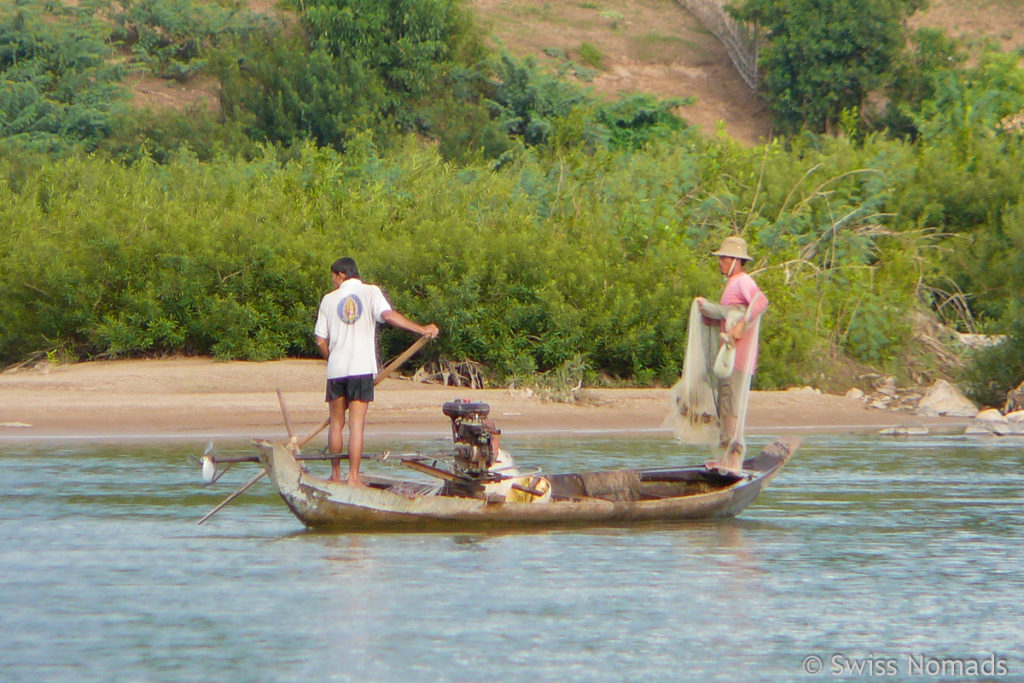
[255,438,798,530]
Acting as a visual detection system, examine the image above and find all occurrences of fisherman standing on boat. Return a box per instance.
[698,236,768,473]
[667,236,768,474]
[314,257,439,486]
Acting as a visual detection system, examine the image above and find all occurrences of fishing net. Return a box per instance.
[664,297,761,462]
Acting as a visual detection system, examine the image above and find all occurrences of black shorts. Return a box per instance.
[325,374,375,403]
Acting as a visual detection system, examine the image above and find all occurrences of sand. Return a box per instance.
[0,358,971,444]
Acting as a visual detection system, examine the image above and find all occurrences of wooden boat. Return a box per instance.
[253,429,799,531]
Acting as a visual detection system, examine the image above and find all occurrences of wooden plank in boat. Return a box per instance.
[400,458,465,483]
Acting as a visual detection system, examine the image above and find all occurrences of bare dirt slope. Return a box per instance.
[469,0,772,144]
[912,0,1024,55]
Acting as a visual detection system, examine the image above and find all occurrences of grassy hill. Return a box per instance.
[118,0,1024,145]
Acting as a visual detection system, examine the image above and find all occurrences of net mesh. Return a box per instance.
[664,297,761,462]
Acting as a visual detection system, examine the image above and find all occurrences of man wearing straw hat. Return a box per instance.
[695,235,769,473]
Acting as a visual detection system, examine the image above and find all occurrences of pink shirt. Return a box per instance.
[719,272,768,372]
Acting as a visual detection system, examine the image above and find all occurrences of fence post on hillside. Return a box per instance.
[678,0,761,91]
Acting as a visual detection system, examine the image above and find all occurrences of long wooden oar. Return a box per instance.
[296,334,431,449]
[277,388,296,442]
[197,334,432,525]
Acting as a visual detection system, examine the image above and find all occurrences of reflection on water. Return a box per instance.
[1,434,1022,681]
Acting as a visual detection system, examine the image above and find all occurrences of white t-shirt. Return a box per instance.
[314,278,392,379]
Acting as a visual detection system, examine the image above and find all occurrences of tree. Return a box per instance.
[730,0,924,134]
[217,0,486,150]
[880,27,964,139]
[301,0,485,131]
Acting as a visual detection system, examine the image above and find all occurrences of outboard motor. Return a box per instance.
[442,399,501,476]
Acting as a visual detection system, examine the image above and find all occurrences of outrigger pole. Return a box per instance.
[196,451,399,466]
[196,334,432,525]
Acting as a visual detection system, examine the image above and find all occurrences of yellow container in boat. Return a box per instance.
[507,475,551,503]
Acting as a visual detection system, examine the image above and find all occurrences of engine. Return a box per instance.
[442,399,501,476]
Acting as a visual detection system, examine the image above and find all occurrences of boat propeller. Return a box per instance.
[187,441,232,485]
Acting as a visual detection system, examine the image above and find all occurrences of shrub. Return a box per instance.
[0,5,127,151]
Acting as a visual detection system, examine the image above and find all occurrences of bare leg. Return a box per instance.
[707,420,743,473]
[719,433,745,473]
[327,396,348,482]
[345,400,369,487]
[707,379,744,473]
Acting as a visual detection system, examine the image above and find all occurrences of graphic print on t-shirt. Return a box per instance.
[338,294,363,324]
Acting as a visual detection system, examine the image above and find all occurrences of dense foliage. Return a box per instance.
[0,4,127,151]
[0,139,714,382]
[2,0,1024,403]
[110,0,277,80]
[214,0,484,150]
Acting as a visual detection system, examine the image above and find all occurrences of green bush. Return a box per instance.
[0,137,732,378]
[2,111,1009,388]
[578,43,604,69]
[960,305,1024,407]
[0,5,128,151]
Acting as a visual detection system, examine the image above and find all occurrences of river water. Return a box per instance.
[1,432,1021,682]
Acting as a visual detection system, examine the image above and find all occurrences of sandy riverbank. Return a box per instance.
[0,358,972,444]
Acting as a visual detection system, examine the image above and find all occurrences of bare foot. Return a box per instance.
[346,477,367,488]
[705,460,743,475]
[328,474,342,483]
[707,441,745,473]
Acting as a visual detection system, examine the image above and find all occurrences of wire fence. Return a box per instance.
[677,0,761,90]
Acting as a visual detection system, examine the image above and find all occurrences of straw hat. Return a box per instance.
[711,235,751,261]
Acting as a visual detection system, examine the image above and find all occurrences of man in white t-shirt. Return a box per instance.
[314,257,439,485]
